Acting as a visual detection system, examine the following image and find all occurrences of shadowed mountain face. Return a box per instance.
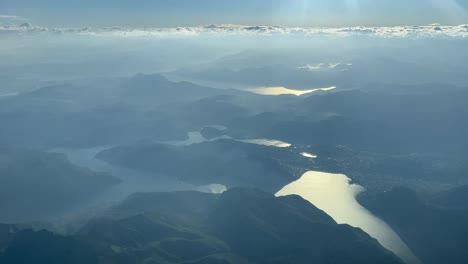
[206,188,402,264]
[430,185,468,210]
[0,225,98,264]
[96,139,299,192]
[78,188,402,264]
[0,146,120,223]
[0,189,403,264]
[360,186,468,264]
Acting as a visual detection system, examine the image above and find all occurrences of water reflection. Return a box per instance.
[300,152,317,159]
[238,138,291,148]
[276,171,421,264]
[165,131,229,146]
[247,86,336,96]
[165,130,291,148]
[196,184,227,194]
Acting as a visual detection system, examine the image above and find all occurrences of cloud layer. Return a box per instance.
[0,16,467,39]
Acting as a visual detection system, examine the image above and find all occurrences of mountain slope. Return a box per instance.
[71,188,403,264]
[0,146,120,222]
[360,187,468,264]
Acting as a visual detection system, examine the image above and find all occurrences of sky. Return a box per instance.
[1,0,468,28]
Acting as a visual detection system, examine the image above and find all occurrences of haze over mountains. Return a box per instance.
[1,12,468,264]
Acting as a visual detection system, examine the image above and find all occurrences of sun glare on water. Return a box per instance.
[247,86,336,96]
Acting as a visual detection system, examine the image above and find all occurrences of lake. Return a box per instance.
[166,129,292,148]
[276,171,421,264]
[247,86,336,96]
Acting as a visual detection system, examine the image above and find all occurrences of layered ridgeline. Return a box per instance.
[225,87,468,155]
[1,73,468,263]
[0,188,403,264]
[95,139,303,192]
[0,74,247,149]
[360,186,468,264]
[0,146,120,223]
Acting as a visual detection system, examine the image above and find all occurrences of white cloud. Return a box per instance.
[297,64,325,71]
[0,19,467,39]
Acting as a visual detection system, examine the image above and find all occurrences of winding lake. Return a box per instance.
[166,129,292,148]
[276,171,421,264]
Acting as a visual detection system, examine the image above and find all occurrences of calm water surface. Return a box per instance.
[247,86,336,96]
[276,171,421,264]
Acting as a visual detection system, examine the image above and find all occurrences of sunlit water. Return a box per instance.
[247,86,336,96]
[164,124,292,148]
[300,152,317,159]
[52,138,417,263]
[165,129,291,148]
[276,171,421,264]
[165,131,228,146]
[237,138,291,148]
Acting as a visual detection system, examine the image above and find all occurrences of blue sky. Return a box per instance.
[1,0,467,27]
